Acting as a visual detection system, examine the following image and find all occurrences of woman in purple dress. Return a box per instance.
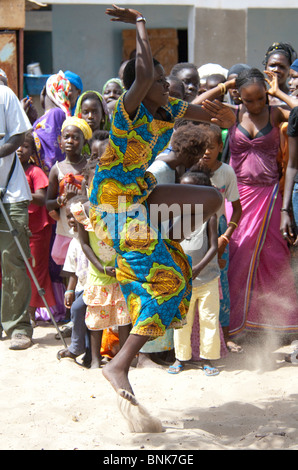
[227,68,298,337]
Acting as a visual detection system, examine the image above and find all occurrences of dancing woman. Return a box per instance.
[89,5,236,430]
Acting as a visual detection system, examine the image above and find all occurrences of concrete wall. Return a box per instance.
[247,8,298,69]
[191,7,298,74]
[51,4,189,92]
[192,7,246,71]
[28,4,298,94]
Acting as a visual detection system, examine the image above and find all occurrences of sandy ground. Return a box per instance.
[1,322,298,451]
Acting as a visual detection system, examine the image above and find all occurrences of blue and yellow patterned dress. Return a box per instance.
[89,93,192,339]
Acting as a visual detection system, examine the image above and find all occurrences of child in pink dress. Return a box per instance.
[17,131,56,324]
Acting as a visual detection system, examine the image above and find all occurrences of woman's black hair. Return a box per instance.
[180,170,212,187]
[171,122,209,160]
[170,62,199,78]
[123,58,161,90]
[196,122,223,145]
[89,129,109,145]
[81,92,103,108]
[235,67,267,91]
[24,131,38,159]
[263,42,297,67]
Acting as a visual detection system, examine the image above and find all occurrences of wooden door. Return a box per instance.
[122,28,178,76]
[0,0,25,97]
[0,32,19,96]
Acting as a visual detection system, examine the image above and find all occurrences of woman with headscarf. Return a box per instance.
[75,90,110,156]
[32,71,71,176]
[64,70,83,116]
[102,77,125,120]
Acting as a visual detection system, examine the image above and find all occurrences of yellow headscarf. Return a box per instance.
[61,116,93,141]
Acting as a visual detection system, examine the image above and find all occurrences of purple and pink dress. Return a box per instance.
[227,108,298,335]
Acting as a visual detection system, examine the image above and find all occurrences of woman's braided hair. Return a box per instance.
[263,42,297,67]
[235,67,267,91]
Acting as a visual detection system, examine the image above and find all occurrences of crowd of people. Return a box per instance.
[0,4,298,431]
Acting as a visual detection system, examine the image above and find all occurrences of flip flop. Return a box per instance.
[168,364,184,374]
[57,348,77,361]
[203,365,219,376]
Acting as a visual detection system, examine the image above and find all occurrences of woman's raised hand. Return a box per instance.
[202,99,236,128]
[105,4,142,24]
[264,70,279,96]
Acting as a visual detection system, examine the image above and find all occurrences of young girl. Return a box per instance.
[46,116,92,267]
[192,123,242,353]
[75,91,110,155]
[90,5,236,417]
[169,170,221,376]
[57,196,91,367]
[17,131,56,325]
[89,130,110,161]
[170,62,200,102]
[71,198,131,369]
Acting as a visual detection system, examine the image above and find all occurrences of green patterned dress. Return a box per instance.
[89,93,192,339]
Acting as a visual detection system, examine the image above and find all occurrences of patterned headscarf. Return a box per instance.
[102,77,125,94]
[46,70,71,116]
[75,90,110,131]
[0,69,7,84]
[61,116,93,140]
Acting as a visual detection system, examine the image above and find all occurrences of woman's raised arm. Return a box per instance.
[106,5,154,117]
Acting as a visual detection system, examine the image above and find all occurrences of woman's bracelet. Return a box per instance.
[65,290,75,295]
[280,208,289,213]
[220,234,230,244]
[228,221,238,229]
[136,16,146,23]
[218,83,226,95]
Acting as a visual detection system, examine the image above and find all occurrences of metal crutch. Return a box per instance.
[0,196,67,348]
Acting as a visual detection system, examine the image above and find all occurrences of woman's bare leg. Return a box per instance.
[118,323,132,349]
[102,333,149,401]
[102,185,221,399]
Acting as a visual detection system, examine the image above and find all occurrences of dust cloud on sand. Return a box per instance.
[1,323,298,450]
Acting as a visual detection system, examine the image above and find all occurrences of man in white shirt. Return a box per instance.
[0,79,34,349]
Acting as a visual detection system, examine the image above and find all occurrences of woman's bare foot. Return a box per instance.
[227,340,243,353]
[102,333,149,402]
[222,327,243,353]
[102,358,134,398]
